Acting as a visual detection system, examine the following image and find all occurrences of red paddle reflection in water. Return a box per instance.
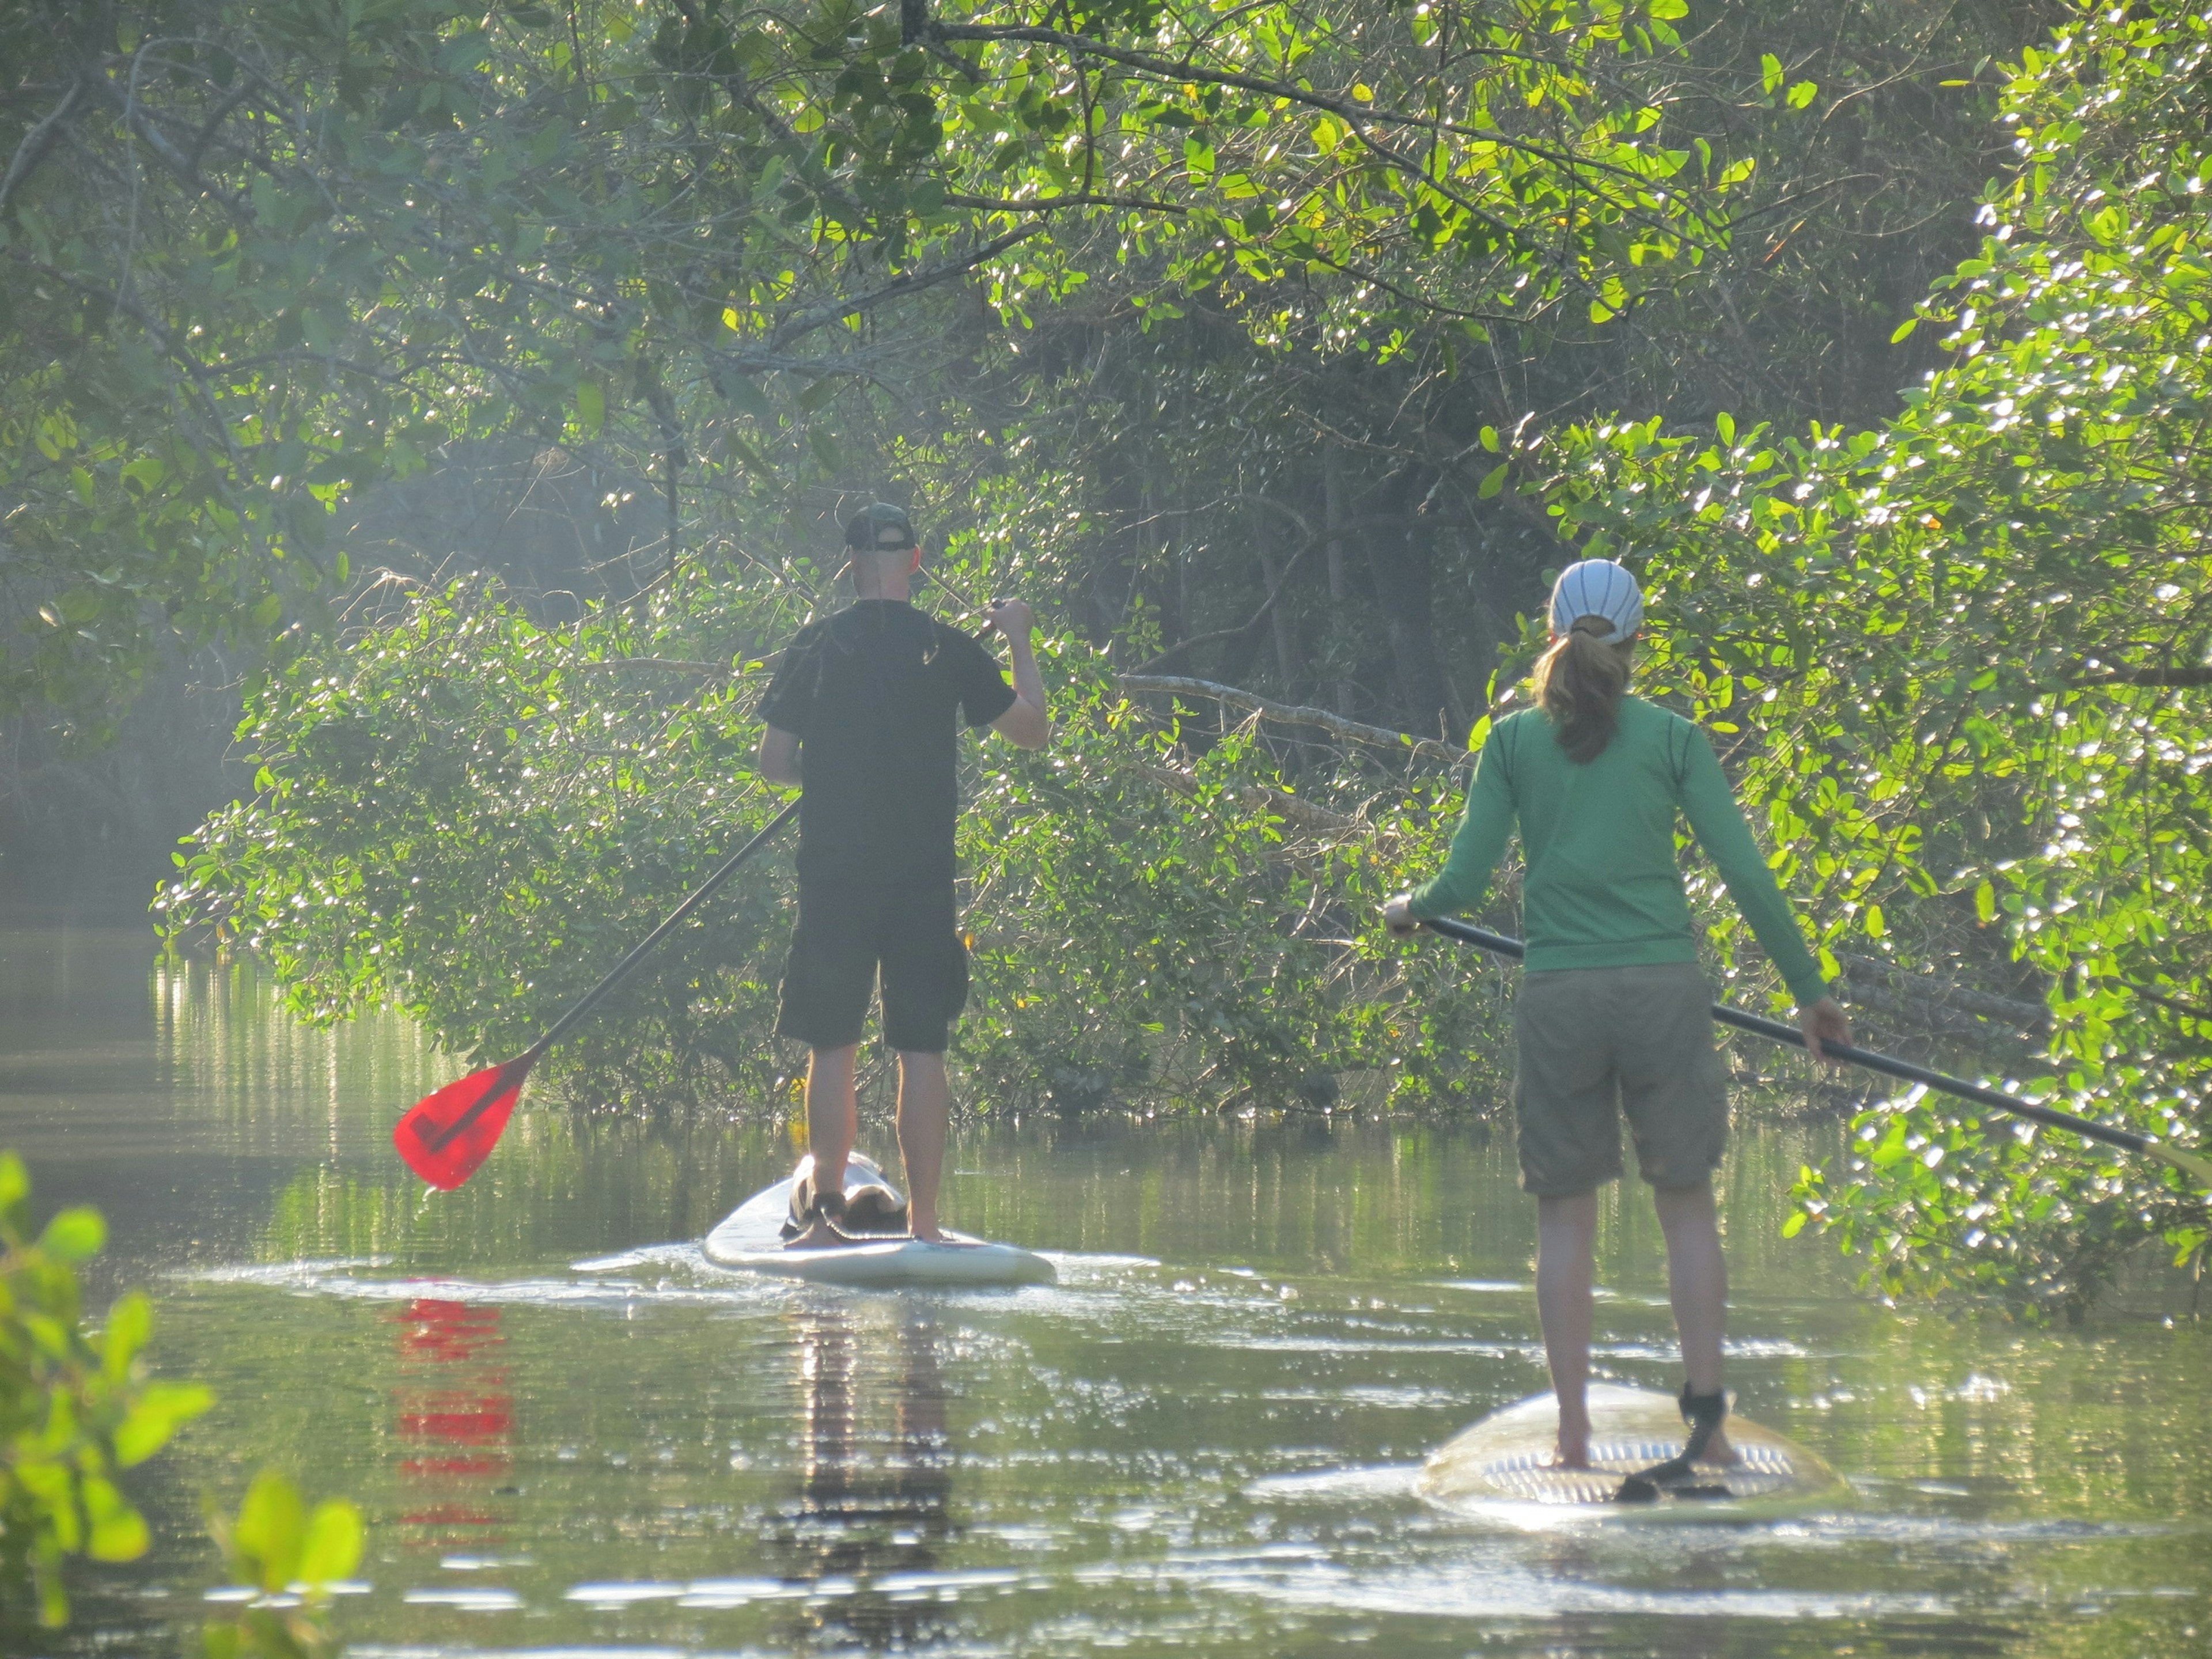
[391,1299,514,1542]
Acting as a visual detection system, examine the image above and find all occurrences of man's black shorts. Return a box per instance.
[775,881,969,1054]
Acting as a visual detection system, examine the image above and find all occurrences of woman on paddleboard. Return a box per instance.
[1383,559,1850,1480]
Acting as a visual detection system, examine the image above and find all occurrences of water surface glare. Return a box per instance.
[5,923,2209,1657]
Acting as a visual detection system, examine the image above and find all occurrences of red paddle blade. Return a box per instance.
[393,1057,533,1190]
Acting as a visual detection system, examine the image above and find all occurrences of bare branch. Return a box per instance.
[0,78,81,215]
[1120,673,1471,770]
[2071,662,2212,688]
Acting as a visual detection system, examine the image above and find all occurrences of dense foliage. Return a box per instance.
[0,1154,210,1626]
[2,0,1771,743]
[78,0,2212,1317]
[166,559,1514,1112]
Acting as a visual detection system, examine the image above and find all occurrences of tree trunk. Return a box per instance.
[1253,522,1296,687]
[1363,471,1460,741]
[1322,446,1353,717]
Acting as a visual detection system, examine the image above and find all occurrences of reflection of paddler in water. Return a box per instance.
[391,1298,516,1545]
[769,1302,956,1649]
[1385,561,1851,1493]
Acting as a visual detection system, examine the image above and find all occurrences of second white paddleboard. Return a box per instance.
[1419,1383,1846,1517]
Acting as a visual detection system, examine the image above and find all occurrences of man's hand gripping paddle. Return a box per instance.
[1417,915,2212,1190]
[393,797,801,1190]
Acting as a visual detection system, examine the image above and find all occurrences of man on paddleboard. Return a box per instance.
[1383,559,1850,1484]
[756,502,1048,1246]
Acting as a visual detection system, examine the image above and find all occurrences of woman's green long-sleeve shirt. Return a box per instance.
[1407,697,1830,1008]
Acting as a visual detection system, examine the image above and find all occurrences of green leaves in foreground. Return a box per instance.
[203,1471,364,1659]
[0,1153,212,1626]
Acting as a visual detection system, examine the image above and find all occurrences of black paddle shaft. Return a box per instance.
[419,797,802,1156]
[527,796,802,1062]
[1418,914,2169,1163]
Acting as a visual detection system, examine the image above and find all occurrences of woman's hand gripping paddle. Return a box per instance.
[394,797,801,1190]
[1414,914,2212,1191]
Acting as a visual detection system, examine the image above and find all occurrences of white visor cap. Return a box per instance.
[1548,559,1644,641]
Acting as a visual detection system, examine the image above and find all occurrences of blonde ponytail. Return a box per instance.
[1534,616,1633,763]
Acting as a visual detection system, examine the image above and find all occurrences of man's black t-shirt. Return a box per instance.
[757,600,1017,885]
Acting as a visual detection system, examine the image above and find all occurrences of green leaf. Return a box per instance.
[234,1470,308,1592]
[114,1381,214,1466]
[1478,461,1510,499]
[1760,53,1783,95]
[40,1206,106,1263]
[103,1291,153,1378]
[82,1479,150,1563]
[1974,880,1996,924]
[1890,316,1919,343]
[296,1499,365,1586]
[1786,81,1819,111]
[575,381,605,438]
[252,593,283,630]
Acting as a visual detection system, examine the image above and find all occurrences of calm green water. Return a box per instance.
[5,921,2209,1657]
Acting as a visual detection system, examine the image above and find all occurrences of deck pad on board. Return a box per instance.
[1419,1383,1846,1515]
[702,1153,1055,1287]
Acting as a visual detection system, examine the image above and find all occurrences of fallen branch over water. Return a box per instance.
[1120,673,1472,770]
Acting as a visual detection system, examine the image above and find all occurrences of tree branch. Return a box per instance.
[1120,673,1471,770]
[944,190,1190,216]
[2071,663,2212,688]
[768,225,1044,351]
[1835,952,2050,1035]
[2120,979,2212,1025]
[0,78,81,216]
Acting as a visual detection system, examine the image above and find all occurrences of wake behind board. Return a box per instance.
[702,1153,1055,1288]
[1419,1384,1846,1517]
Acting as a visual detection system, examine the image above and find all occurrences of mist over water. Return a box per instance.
[3,920,2207,1657]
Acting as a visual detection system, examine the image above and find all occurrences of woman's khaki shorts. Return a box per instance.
[1512,961,1729,1195]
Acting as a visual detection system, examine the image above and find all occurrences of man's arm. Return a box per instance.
[982,599,1049,749]
[756,725,802,785]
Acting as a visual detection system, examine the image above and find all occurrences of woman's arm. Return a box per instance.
[1385,729,1516,934]
[1675,723,1853,1056]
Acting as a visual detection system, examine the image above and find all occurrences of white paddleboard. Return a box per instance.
[1419,1383,1847,1517]
[702,1153,1055,1287]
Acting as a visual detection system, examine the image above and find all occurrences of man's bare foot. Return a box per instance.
[1547,1427,1592,1469]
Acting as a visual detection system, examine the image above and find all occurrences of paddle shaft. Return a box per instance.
[532,796,802,1059]
[420,797,800,1154]
[1419,915,2211,1183]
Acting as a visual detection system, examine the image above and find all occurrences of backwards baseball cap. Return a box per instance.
[1548,558,1644,639]
[843,502,916,551]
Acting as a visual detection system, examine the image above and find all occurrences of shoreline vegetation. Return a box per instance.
[0,0,2198,1321]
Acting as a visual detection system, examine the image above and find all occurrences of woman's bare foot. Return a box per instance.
[1700,1428,1740,1467]
[784,1214,850,1249]
[1548,1425,1592,1469]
